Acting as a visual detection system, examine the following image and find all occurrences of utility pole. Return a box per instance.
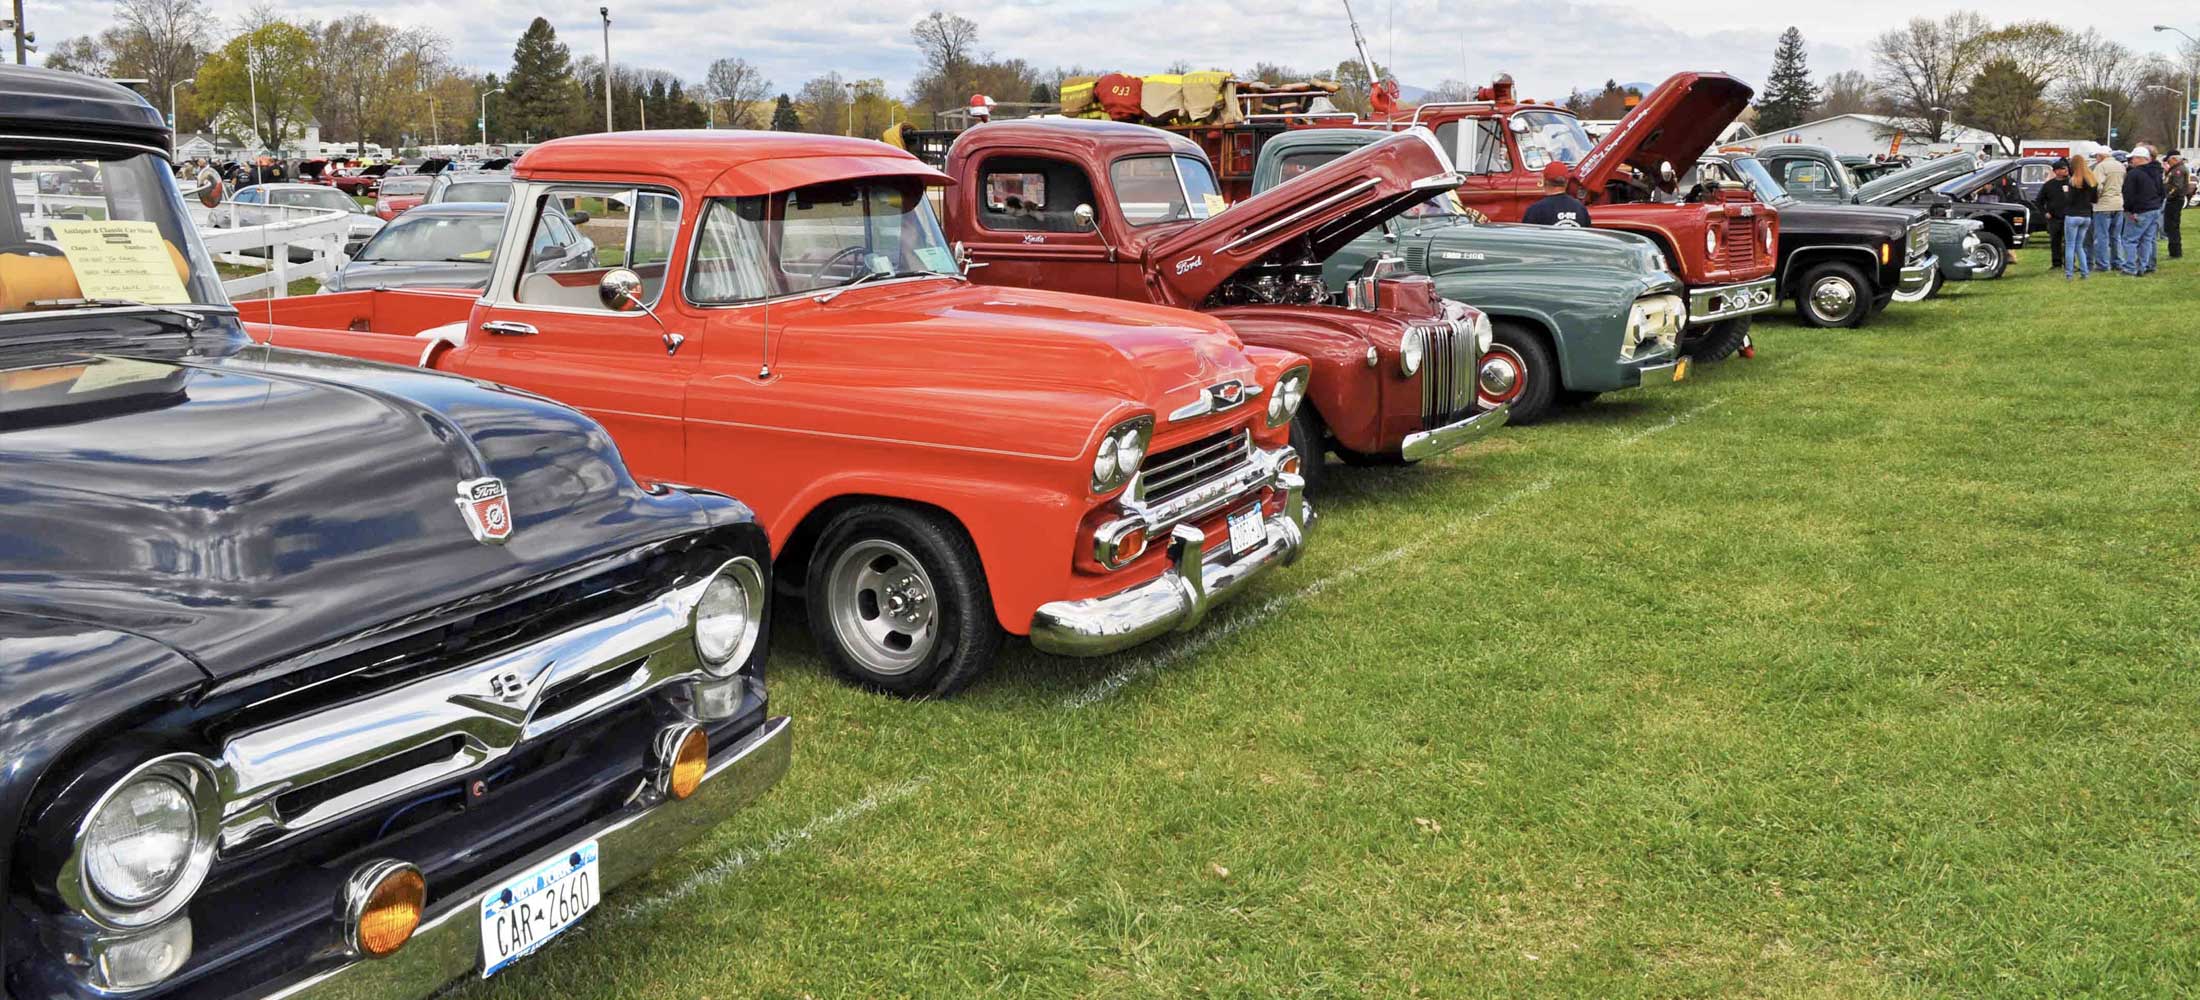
[2159,26,2197,151]
[599,7,614,132]
[247,42,262,152]
[169,78,194,130]
[638,96,646,131]
[2083,98,2112,148]
[480,87,503,149]
[12,0,25,65]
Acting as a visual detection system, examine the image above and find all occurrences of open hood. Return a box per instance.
[1574,72,1754,198]
[361,163,394,178]
[1143,129,1458,308]
[414,157,452,175]
[1855,153,1976,205]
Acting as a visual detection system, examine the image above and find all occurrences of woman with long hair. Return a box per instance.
[2066,153,2100,279]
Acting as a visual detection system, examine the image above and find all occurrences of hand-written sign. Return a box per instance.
[47,220,190,304]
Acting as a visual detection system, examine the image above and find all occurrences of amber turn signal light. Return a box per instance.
[345,860,425,959]
[656,723,709,800]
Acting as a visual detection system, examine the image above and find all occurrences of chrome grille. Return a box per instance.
[1142,429,1253,503]
[1906,221,1929,262]
[1417,320,1476,429]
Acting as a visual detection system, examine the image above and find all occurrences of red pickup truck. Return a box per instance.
[246,131,1316,698]
[940,120,1504,491]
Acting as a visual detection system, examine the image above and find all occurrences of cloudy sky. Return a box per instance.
[36,0,2192,106]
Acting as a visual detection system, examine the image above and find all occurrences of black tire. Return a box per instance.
[1681,316,1751,362]
[1288,404,1329,494]
[1792,261,1871,328]
[1971,232,2009,280]
[1476,321,1557,425]
[803,503,1003,699]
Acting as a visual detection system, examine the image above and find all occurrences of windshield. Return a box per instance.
[1511,110,1595,170]
[441,180,511,204]
[1110,154,1223,226]
[687,177,958,302]
[358,213,503,263]
[380,176,432,196]
[269,187,357,213]
[1726,157,1792,203]
[3,150,226,318]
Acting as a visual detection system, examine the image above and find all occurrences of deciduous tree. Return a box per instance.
[1818,69,1879,117]
[196,17,317,151]
[704,57,771,128]
[1871,12,1991,141]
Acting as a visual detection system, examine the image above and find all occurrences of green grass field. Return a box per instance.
[460,250,2200,999]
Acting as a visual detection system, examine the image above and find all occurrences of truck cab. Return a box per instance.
[250,130,1315,698]
[1393,73,1780,361]
[939,119,1506,490]
[1755,145,2018,281]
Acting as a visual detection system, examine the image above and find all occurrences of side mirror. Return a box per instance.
[1507,116,1529,134]
[570,209,591,225]
[1073,203,1096,229]
[598,267,646,312]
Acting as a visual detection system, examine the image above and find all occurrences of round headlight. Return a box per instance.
[1093,435,1119,485]
[85,778,196,907]
[694,557,764,671]
[1113,426,1145,479]
[1472,314,1493,356]
[1284,373,1305,412]
[1704,228,1719,257]
[1399,328,1426,377]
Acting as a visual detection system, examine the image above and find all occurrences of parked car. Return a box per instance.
[1757,145,2023,281]
[328,161,394,196]
[425,171,514,206]
[211,181,386,258]
[1247,127,1689,424]
[319,201,596,293]
[249,130,1317,698]
[1694,152,1937,326]
[1933,156,2057,231]
[0,65,788,1000]
[373,173,435,220]
[938,120,1506,489]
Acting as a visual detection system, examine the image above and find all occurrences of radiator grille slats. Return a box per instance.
[1143,430,1253,503]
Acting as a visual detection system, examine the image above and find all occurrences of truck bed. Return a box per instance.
[240,288,479,367]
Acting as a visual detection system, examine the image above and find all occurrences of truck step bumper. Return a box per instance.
[1685,277,1778,325]
[1400,401,1510,462]
[1029,468,1312,658]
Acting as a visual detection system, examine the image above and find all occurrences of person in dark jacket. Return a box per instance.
[1523,161,1591,228]
[2120,147,2165,276]
[2036,159,2075,270]
[2164,152,2189,260]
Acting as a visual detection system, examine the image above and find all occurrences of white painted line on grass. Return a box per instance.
[1616,396,1726,447]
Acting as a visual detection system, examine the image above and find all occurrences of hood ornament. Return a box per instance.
[455,477,514,545]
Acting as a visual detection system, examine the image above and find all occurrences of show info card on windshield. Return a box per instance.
[48,220,190,304]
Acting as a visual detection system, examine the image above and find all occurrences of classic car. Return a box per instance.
[1355,73,1780,362]
[208,181,386,259]
[1248,127,1689,424]
[248,130,1316,698]
[1757,145,2023,281]
[1693,152,1936,326]
[317,201,592,294]
[938,120,1506,489]
[0,65,788,999]
[328,161,394,196]
[373,174,436,221]
[424,171,514,206]
[1933,156,2058,231]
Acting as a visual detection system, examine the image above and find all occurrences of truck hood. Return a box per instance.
[1767,200,1922,239]
[1855,153,1977,205]
[1407,218,1668,276]
[1575,73,1754,197]
[0,323,711,677]
[1140,129,1459,308]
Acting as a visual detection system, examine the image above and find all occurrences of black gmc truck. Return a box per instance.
[0,66,789,999]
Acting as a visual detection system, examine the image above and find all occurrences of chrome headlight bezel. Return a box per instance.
[1471,313,1493,356]
[1704,227,1719,258]
[694,556,767,674]
[1398,326,1427,378]
[1267,365,1310,427]
[1091,415,1154,494]
[61,754,222,931]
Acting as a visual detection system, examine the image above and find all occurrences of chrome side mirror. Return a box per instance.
[1073,203,1096,229]
[1507,116,1529,134]
[598,268,645,312]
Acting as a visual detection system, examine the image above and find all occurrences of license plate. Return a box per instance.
[1673,358,1691,382]
[480,839,600,978]
[1227,506,1266,557]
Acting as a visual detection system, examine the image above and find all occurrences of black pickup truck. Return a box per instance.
[1692,152,1935,327]
[1756,144,2025,283]
[0,66,788,999]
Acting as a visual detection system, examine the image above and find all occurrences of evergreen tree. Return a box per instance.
[505,17,582,141]
[1028,81,1053,104]
[1756,27,1820,132]
[770,93,802,131]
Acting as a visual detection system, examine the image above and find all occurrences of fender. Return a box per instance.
[1778,244,1882,294]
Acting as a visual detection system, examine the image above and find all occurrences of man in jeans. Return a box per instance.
[2092,148,2126,272]
[2120,147,2165,276]
[2164,152,2189,260]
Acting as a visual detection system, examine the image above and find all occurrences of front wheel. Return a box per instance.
[805,503,1003,698]
[1890,267,1941,303]
[1288,404,1330,494]
[1971,233,2009,279]
[1681,316,1751,363]
[1794,261,1871,328]
[1477,321,1557,425]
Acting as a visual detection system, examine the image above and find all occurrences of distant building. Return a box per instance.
[1721,113,1997,157]
[173,133,222,161]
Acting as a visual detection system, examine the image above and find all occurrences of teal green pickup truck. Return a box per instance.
[1253,129,1691,425]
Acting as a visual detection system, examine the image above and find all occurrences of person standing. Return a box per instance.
[1522,162,1592,227]
[2036,159,2074,271]
[2092,148,2126,273]
[2119,147,2165,276]
[2062,154,2100,279]
[2164,152,2189,261]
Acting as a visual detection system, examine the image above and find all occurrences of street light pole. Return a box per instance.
[2158,26,2197,151]
[599,7,614,133]
[2083,98,2112,148]
[480,87,503,149]
[845,82,855,136]
[169,77,193,130]
[246,42,262,152]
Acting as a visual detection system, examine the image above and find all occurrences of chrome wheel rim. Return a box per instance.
[825,539,937,676]
[1477,347,1524,407]
[1972,243,2003,274]
[1808,275,1858,322]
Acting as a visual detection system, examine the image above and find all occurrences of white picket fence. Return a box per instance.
[196,200,356,299]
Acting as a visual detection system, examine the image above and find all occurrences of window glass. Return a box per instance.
[358,213,502,262]
[441,180,511,204]
[1109,154,1221,226]
[269,187,356,212]
[1435,119,1512,174]
[1510,110,1593,170]
[514,185,674,310]
[2,152,224,314]
[1776,159,1841,201]
[687,177,957,304]
[975,155,1101,233]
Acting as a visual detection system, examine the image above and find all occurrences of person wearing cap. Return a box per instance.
[2035,158,2076,271]
[2163,151,2189,261]
[2090,148,2126,273]
[1522,161,1591,227]
[2119,146,2165,276]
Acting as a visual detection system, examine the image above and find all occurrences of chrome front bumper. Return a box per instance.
[1898,254,1939,295]
[1685,277,1778,325]
[253,716,792,1000]
[1030,457,1312,657]
[1400,401,1510,462]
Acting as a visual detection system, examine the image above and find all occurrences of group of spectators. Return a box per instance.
[2037,145,2186,279]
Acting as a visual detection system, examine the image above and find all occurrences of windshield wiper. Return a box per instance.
[813,268,953,303]
[21,298,208,332]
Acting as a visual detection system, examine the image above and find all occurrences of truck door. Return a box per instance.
[1437,117,1529,221]
[458,183,696,482]
[957,152,1120,296]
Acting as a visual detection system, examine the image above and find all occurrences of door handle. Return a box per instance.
[481,320,538,336]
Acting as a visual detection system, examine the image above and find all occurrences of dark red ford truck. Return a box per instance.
[940,120,1505,490]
